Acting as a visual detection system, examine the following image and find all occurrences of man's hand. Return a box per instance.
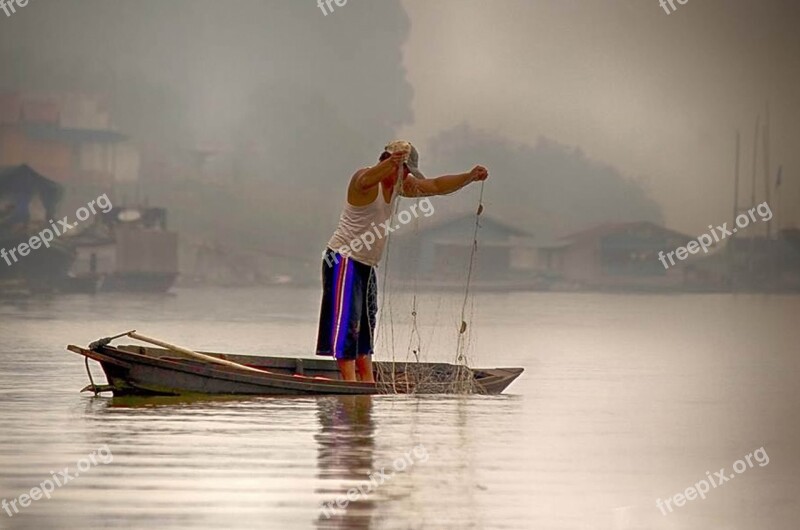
[469,165,489,182]
[353,148,409,193]
[389,148,409,169]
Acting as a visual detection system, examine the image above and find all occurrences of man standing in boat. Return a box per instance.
[316,140,489,382]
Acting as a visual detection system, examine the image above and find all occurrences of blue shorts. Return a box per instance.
[316,248,377,361]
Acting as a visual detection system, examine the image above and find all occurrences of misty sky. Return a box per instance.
[1,0,797,242]
[401,0,799,234]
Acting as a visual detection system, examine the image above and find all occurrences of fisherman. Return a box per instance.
[316,140,489,382]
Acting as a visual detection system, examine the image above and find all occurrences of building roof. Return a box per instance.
[404,212,533,239]
[0,164,63,219]
[557,221,692,245]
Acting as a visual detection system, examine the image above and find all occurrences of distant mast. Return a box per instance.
[750,115,760,218]
[775,165,783,234]
[733,130,740,236]
[762,102,772,238]
[730,130,741,290]
[749,115,760,276]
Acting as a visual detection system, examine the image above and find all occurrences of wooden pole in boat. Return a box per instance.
[126,331,269,374]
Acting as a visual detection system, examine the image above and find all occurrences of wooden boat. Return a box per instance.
[67,336,523,397]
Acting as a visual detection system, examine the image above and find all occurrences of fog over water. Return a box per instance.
[1,2,799,529]
[3,0,795,250]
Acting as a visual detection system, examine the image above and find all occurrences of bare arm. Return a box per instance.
[353,150,407,192]
[402,166,489,198]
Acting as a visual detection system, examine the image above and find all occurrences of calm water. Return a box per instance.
[0,288,798,530]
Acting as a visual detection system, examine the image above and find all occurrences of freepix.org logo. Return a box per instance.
[323,197,435,267]
[1,193,113,267]
[657,201,773,270]
[659,0,690,15]
[655,447,769,516]
[317,0,348,17]
[0,0,31,18]
[2,445,114,519]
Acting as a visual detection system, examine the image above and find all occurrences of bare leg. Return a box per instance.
[337,359,357,381]
[356,354,375,383]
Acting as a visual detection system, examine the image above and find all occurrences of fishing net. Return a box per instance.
[372,164,485,394]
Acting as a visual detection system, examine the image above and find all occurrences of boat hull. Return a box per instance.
[68,344,523,396]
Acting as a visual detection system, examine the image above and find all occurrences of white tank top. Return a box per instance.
[327,181,395,267]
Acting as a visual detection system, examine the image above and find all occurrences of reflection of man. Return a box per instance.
[315,395,375,529]
[316,140,489,382]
